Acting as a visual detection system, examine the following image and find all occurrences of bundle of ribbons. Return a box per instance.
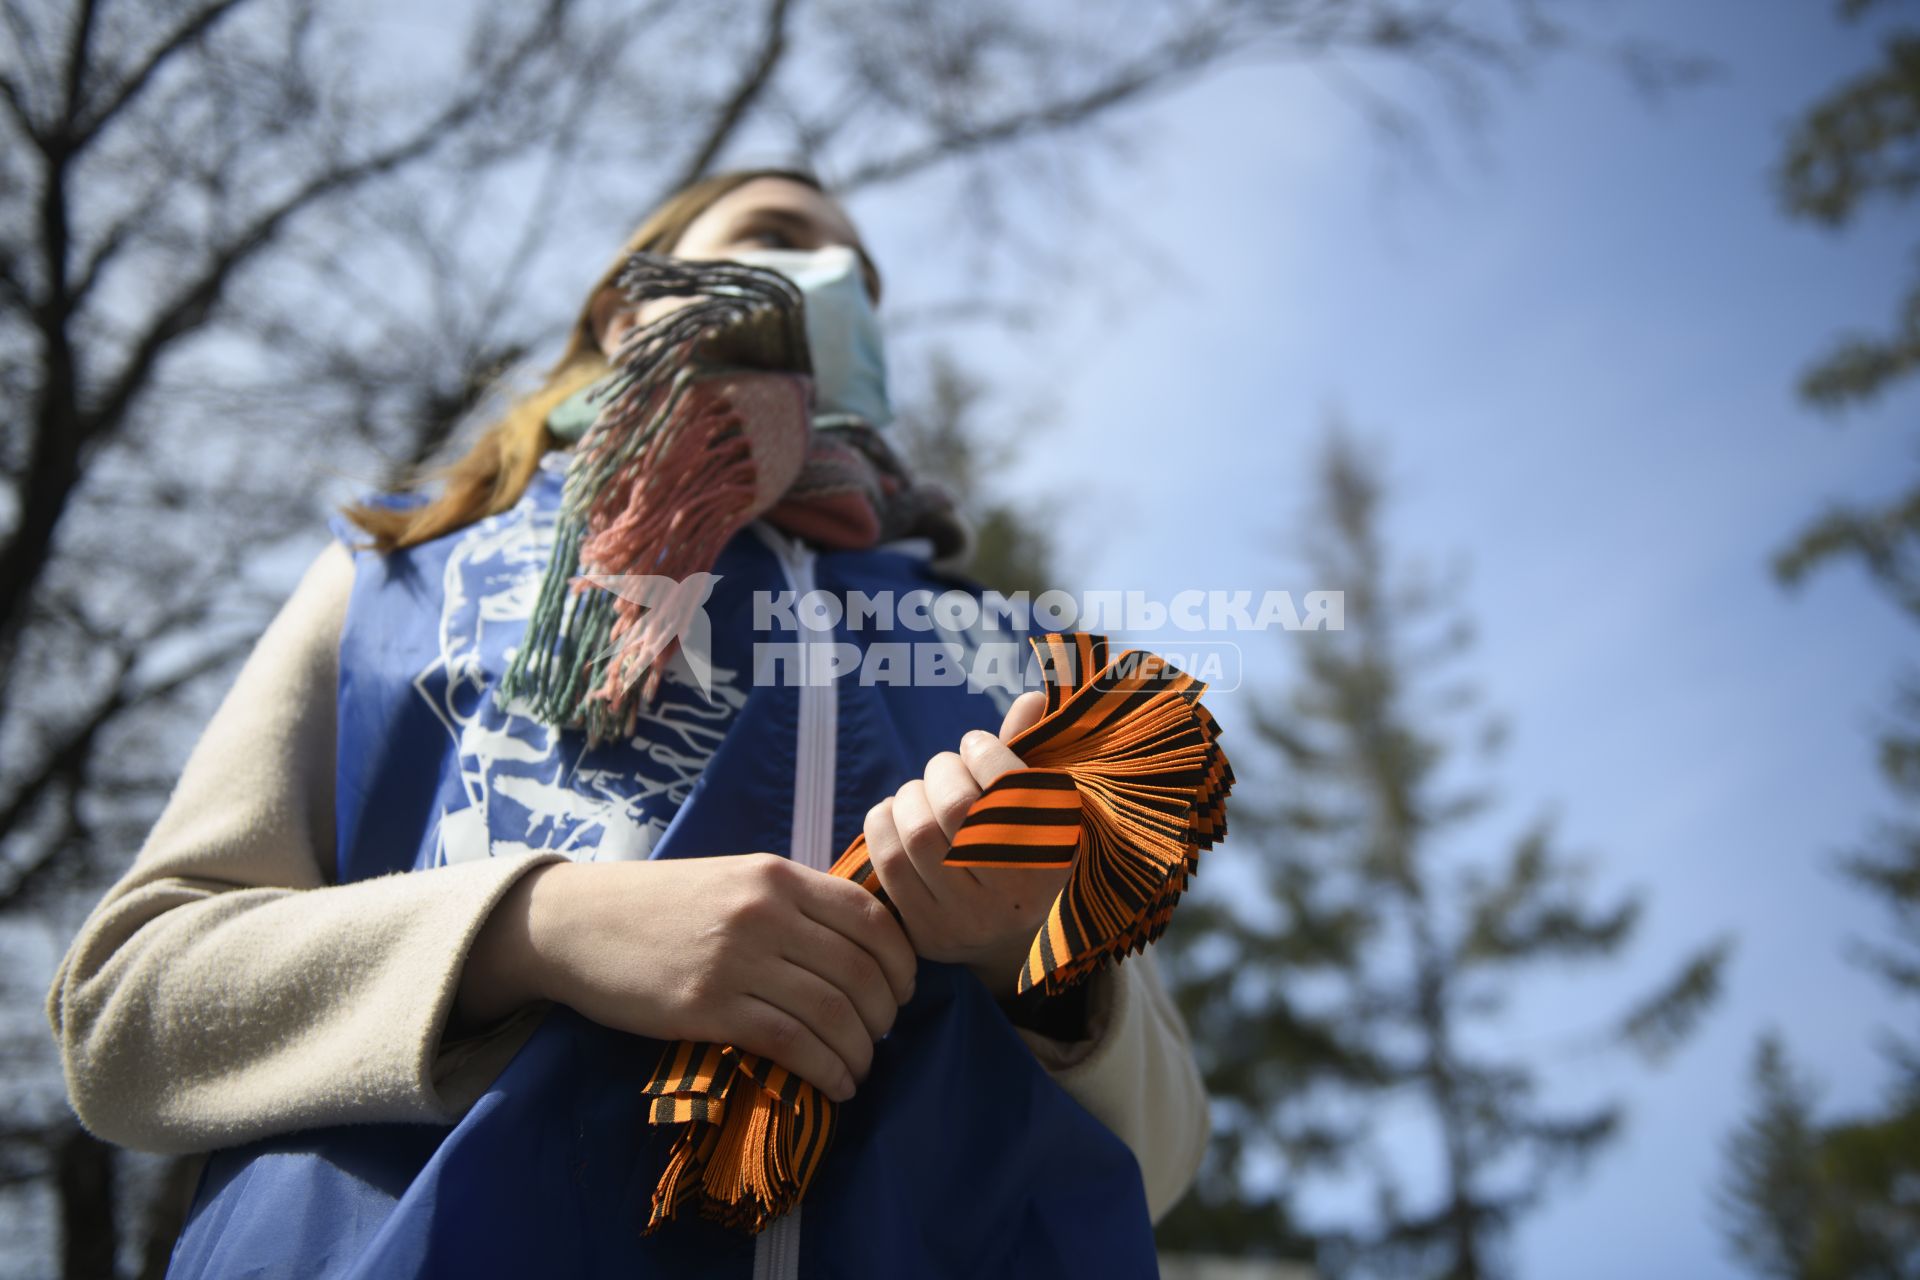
[640,630,1234,1234]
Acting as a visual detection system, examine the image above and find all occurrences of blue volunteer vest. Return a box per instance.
[165,450,1159,1279]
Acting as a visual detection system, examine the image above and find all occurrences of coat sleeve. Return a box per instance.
[1011,949,1211,1224]
[45,539,565,1156]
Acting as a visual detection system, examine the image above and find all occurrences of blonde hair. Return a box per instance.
[339,167,828,553]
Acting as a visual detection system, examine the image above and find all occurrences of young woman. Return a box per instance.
[47,167,1210,1278]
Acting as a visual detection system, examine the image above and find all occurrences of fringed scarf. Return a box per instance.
[640,631,1235,1234]
[498,252,966,745]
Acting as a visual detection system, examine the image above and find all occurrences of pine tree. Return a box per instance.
[1717,1033,1920,1280]
[1157,426,1729,1279]
[1715,687,1920,1279]
[1719,1035,1824,1279]
[1716,5,1920,1274]
[1772,0,1920,599]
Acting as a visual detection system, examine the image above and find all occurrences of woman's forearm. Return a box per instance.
[45,541,566,1154]
[51,855,564,1155]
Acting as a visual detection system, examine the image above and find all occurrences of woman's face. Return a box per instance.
[589,177,883,359]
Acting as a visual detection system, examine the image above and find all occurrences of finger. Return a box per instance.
[756,959,875,1085]
[959,712,1040,791]
[783,912,901,1041]
[789,852,919,1002]
[922,751,981,842]
[733,993,858,1102]
[999,690,1047,742]
[862,796,943,932]
[891,779,961,908]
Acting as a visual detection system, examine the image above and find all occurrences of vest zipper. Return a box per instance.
[751,522,834,1280]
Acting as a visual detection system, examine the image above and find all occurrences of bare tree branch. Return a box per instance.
[0,5,576,662]
[0,70,38,142]
[0,627,253,909]
[662,0,796,195]
[64,201,145,306]
[70,0,252,153]
[59,0,101,142]
[0,245,30,311]
[835,30,1229,192]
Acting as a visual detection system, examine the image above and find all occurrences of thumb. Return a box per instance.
[998,689,1046,743]
[958,691,1048,789]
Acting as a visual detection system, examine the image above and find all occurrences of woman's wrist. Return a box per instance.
[451,860,571,1035]
[965,936,1030,1003]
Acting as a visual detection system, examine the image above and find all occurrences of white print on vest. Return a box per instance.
[419,480,745,866]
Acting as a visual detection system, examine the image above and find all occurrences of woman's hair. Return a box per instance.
[339,165,829,553]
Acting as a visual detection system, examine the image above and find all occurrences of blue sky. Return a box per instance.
[850,2,1919,1276]
[16,2,1913,1275]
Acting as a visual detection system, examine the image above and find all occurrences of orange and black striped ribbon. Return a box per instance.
[639,631,1235,1235]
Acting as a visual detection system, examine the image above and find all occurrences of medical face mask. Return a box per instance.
[548,242,892,440]
[719,242,893,429]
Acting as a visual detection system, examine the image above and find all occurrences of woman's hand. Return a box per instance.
[455,853,917,1103]
[862,691,1067,1001]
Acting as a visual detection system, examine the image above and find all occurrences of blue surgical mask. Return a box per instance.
[727,242,892,429]
[547,242,892,442]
